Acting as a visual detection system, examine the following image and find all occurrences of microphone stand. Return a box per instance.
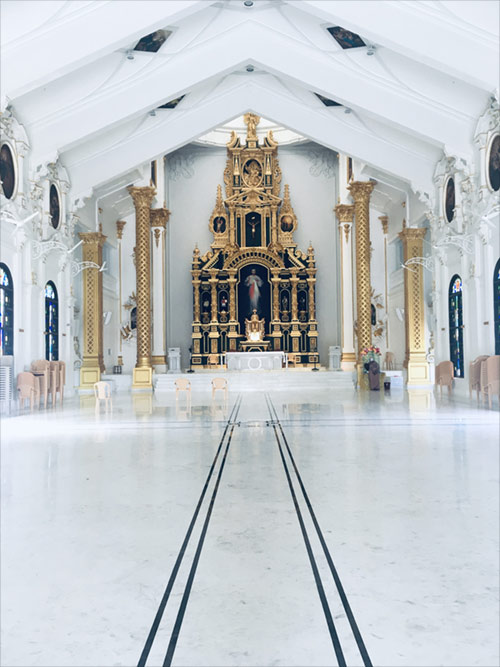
[311,354,319,372]
[186,346,195,373]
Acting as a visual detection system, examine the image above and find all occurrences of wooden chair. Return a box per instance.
[469,355,489,400]
[207,354,220,369]
[481,355,500,408]
[174,378,191,406]
[17,372,39,410]
[30,359,50,408]
[288,353,300,368]
[435,361,454,396]
[211,377,228,401]
[94,381,112,411]
[384,351,395,370]
[57,361,66,402]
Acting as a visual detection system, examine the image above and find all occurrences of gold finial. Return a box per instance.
[244,113,260,141]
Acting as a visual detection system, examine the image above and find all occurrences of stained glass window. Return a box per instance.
[45,281,59,361]
[494,259,500,355]
[449,274,464,378]
[0,263,14,356]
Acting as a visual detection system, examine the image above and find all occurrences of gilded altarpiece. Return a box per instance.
[191,115,318,366]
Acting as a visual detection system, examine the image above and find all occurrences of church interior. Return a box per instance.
[1,1,499,666]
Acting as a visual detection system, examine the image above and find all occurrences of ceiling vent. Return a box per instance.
[157,95,186,110]
[327,26,366,49]
[315,93,342,107]
[134,29,171,53]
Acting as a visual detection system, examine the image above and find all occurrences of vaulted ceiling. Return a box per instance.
[1,0,498,202]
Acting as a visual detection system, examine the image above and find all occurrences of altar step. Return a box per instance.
[154,369,355,393]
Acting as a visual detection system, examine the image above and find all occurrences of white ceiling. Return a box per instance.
[1,0,497,203]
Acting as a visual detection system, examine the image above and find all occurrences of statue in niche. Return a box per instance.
[243,160,262,187]
[213,216,226,233]
[281,294,289,311]
[281,215,293,232]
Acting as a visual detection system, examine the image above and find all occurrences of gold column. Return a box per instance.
[116,220,126,366]
[335,204,356,367]
[271,270,280,321]
[348,180,376,359]
[290,269,300,353]
[209,270,218,322]
[228,272,237,322]
[79,231,106,388]
[379,215,389,349]
[128,186,156,389]
[399,228,431,386]
[150,207,170,368]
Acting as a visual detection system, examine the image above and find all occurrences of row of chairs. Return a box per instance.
[175,377,228,404]
[435,356,500,407]
[17,360,66,409]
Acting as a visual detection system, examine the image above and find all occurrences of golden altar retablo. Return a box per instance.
[191,114,318,367]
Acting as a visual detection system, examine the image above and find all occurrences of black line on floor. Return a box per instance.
[137,395,242,667]
[267,394,373,667]
[162,397,242,667]
[265,394,347,667]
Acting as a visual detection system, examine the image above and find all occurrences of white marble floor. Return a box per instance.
[1,372,499,667]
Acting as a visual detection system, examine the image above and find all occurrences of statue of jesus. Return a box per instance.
[244,268,263,313]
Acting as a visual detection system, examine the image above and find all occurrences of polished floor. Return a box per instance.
[1,372,499,667]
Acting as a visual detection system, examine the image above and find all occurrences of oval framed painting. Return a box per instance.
[487,133,500,192]
[444,176,455,223]
[49,183,61,229]
[0,143,17,200]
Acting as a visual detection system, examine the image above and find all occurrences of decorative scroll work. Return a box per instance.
[191,115,318,366]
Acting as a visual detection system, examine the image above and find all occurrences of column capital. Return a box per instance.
[116,220,126,239]
[79,231,107,246]
[398,227,427,242]
[127,185,156,208]
[348,180,376,201]
[378,215,389,235]
[151,207,170,228]
[334,203,355,223]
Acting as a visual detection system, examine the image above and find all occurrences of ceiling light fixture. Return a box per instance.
[246,65,254,72]
[149,109,156,117]
[244,1,254,6]
[366,45,376,56]
[126,50,134,60]
[344,107,352,114]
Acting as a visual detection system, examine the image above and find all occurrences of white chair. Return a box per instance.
[435,361,454,396]
[481,356,500,408]
[211,377,228,401]
[94,381,112,411]
[175,378,191,407]
[17,372,39,410]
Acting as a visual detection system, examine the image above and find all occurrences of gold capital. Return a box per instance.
[128,185,156,209]
[151,207,170,228]
[348,180,376,201]
[116,220,126,239]
[379,215,389,235]
[334,204,355,224]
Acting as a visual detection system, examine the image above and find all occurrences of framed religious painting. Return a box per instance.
[0,143,16,200]
[49,183,61,229]
[444,176,455,223]
[487,133,500,192]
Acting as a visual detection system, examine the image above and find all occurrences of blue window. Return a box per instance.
[45,281,59,361]
[0,263,14,356]
[494,259,500,355]
[448,275,464,378]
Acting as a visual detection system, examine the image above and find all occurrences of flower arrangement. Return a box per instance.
[361,345,381,356]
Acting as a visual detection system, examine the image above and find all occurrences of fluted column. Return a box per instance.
[128,186,156,389]
[399,228,431,386]
[79,231,106,389]
[348,180,376,360]
[116,220,126,366]
[150,207,170,371]
[335,204,356,369]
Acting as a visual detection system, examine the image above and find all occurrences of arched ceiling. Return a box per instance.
[1,0,497,202]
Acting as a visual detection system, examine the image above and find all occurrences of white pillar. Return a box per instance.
[335,204,356,370]
[150,208,170,371]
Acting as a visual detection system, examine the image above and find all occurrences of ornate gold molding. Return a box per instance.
[378,214,388,235]
[334,203,355,224]
[116,220,126,239]
[348,180,375,359]
[128,186,155,388]
[151,207,170,228]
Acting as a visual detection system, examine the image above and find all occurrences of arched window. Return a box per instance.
[494,259,500,355]
[45,281,59,361]
[0,263,14,356]
[448,275,464,378]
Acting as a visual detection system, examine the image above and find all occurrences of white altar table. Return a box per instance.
[226,351,285,371]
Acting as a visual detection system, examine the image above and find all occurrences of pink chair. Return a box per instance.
[211,377,228,401]
[469,355,489,400]
[435,361,454,396]
[17,372,39,410]
[481,356,500,408]
[30,359,50,408]
[174,378,191,407]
